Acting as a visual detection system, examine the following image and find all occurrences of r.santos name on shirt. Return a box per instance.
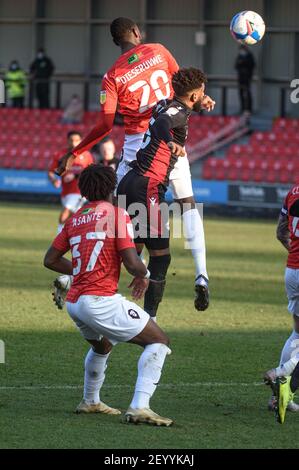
[116,54,164,85]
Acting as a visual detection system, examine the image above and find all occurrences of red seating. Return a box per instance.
[202,117,299,184]
[1,108,297,185]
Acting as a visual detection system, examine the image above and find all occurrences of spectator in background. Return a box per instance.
[61,94,84,124]
[30,48,55,109]
[98,137,118,170]
[235,45,255,115]
[5,60,27,108]
[48,131,94,233]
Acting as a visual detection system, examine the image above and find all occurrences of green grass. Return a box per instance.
[0,202,297,449]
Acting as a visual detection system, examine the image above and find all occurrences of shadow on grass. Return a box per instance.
[0,327,295,449]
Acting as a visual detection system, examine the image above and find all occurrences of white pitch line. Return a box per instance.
[0,382,265,390]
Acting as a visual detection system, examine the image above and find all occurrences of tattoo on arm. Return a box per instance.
[276,214,290,251]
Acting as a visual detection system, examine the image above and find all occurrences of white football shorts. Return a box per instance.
[66,293,150,345]
[116,133,194,200]
[61,193,85,213]
[285,267,299,317]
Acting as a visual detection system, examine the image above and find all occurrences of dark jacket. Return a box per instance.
[30,56,54,79]
[235,50,255,83]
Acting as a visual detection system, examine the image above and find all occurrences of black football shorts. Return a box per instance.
[117,169,169,250]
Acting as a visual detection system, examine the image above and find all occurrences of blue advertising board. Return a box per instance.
[0,169,60,194]
[165,180,228,204]
[0,169,289,209]
[0,169,228,204]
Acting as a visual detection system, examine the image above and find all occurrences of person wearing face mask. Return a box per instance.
[5,60,27,108]
[235,44,255,115]
[30,48,55,109]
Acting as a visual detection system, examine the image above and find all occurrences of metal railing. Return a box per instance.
[0,74,294,117]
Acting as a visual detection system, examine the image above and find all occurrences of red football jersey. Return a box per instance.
[72,43,179,157]
[282,185,299,268]
[52,201,135,302]
[49,149,93,197]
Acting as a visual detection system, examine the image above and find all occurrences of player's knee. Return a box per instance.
[159,333,170,347]
[148,254,171,281]
[175,196,196,212]
[89,338,112,355]
[148,325,170,347]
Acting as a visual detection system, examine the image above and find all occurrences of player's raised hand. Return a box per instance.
[167,141,186,157]
[55,151,75,176]
[128,277,149,300]
[201,95,216,112]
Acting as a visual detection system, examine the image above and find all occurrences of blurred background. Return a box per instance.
[0,0,298,212]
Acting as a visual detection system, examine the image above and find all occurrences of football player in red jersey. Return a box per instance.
[264,185,299,419]
[44,165,173,426]
[55,17,215,311]
[48,131,94,232]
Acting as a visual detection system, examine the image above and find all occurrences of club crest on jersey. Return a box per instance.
[128,53,140,64]
[128,309,140,319]
[100,90,107,104]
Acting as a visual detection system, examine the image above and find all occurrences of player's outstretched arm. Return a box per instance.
[44,246,73,275]
[55,112,114,176]
[71,111,115,158]
[55,152,75,176]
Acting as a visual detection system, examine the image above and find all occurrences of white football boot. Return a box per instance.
[52,275,73,310]
[75,400,121,415]
[124,407,173,426]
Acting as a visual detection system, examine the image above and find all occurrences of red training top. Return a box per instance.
[72,43,179,157]
[52,201,135,302]
[282,184,299,268]
[49,150,93,196]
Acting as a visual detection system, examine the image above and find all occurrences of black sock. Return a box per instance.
[144,255,171,318]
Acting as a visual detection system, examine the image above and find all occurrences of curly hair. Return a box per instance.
[110,17,136,46]
[78,164,117,201]
[172,68,207,97]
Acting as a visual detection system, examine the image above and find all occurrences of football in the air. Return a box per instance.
[230,11,265,45]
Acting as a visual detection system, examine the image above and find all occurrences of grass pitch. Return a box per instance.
[0,202,298,449]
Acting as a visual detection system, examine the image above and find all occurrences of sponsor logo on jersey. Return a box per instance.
[128,53,140,64]
[100,90,107,104]
[81,208,94,215]
[166,107,180,116]
[128,309,140,319]
[116,54,164,85]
